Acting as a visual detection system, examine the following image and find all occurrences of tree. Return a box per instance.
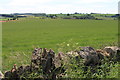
[13,15,18,20]
[74,12,79,14]
[67,13,70,16]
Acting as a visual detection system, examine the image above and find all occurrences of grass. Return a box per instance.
[63,57,120,78]
[2,18,118,74]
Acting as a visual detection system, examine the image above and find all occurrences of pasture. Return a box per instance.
[2,18,118,72]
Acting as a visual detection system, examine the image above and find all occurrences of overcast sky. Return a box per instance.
[0,0,119,14]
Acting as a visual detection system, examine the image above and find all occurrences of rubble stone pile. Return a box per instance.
[4,48,66,79]
[2,46,120,79]
[77,46,120,66]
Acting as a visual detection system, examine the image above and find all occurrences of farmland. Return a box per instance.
[2,18,118,78]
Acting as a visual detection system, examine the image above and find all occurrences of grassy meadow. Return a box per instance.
[2,18,118,75]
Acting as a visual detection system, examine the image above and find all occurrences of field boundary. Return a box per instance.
[0,21,2,70]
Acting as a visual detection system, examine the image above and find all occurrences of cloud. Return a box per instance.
[8,0,53,6]
[0,0,119,14]
[7,0,119,6]
[76,0,118,4]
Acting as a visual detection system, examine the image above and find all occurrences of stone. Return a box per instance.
[0,71,4,79]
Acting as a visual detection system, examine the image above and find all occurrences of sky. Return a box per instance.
[0,0,119,14]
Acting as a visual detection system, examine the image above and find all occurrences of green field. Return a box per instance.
[2,19,118,72]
